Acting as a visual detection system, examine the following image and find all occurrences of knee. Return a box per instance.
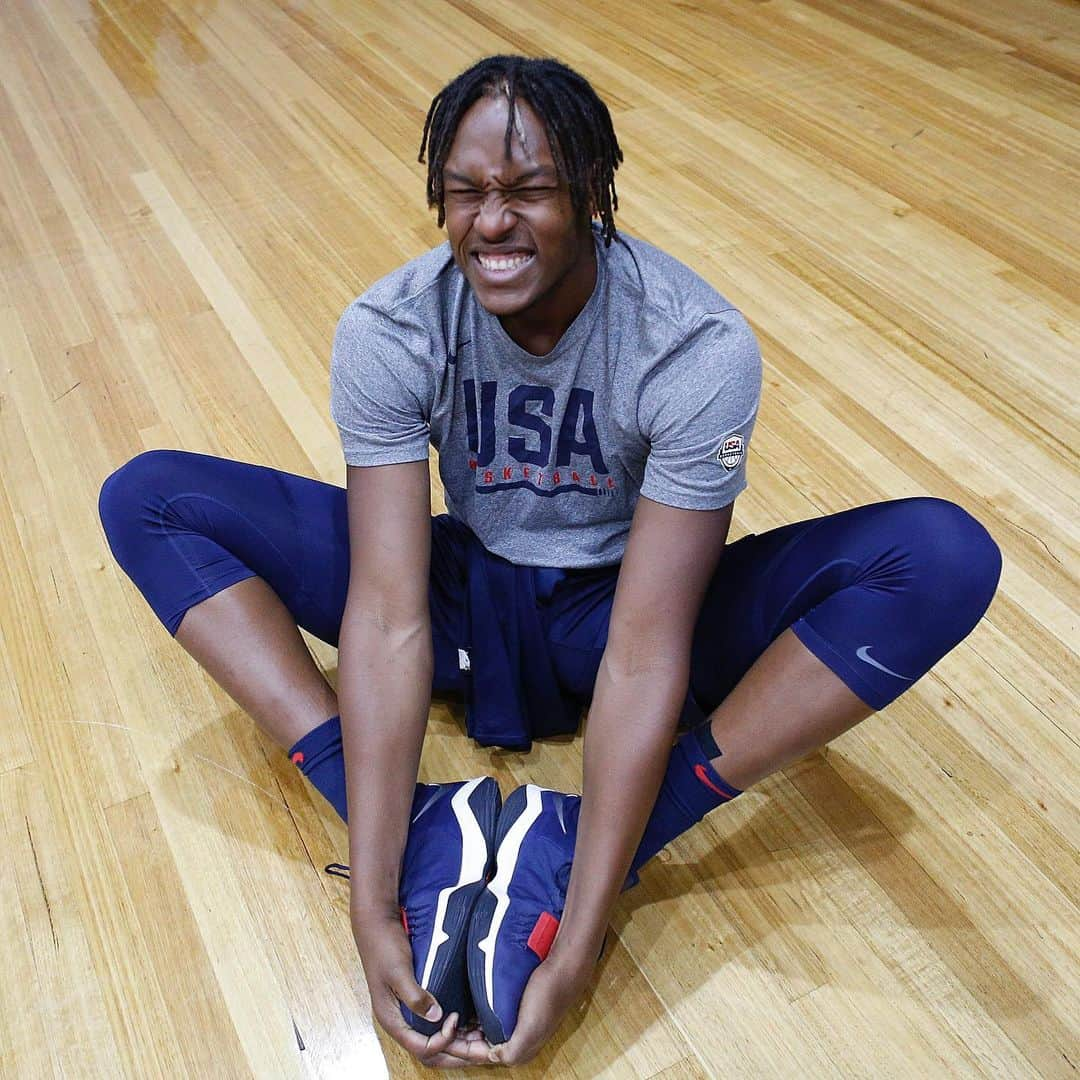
[899,498,1002,617]
[98,449,185,540]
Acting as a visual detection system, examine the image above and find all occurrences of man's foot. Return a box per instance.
[399,777,502,1035]
[467,784,580,1044]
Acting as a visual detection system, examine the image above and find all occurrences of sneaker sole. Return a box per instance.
[404,777,501,1035]
[467,784,548,1045]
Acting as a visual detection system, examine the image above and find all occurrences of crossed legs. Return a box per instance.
[98,451,1001,812]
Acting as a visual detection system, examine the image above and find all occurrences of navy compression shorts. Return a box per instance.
[98,449,1001,716]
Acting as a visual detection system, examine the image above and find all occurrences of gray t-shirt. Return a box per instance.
[330,225,762,567]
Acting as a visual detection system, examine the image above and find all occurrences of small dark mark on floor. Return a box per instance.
[26,818,59,951]
[1000,512,1060,566]
[890,127,925,149]
[53,381,80,403]
[292,1016,305,1051]
[941,766,954,778]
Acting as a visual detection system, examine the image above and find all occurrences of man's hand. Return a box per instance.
[487,943,597,1067]
[352,910,492,1068]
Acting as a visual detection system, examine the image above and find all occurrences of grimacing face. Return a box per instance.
[441,93,597,349]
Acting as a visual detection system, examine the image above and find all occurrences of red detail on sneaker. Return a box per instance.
[527,911,560,960]
[694,763,733,800]
[400,906,410,935]
[290,751,305,766]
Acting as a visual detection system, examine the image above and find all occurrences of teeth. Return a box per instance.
[478,253,532,272]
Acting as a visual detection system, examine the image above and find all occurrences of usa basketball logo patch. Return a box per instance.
[717,433,744,470]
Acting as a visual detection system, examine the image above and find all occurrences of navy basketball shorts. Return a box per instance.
[98,449,1001,719]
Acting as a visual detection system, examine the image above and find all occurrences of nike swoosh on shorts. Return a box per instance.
[855,645,911,680]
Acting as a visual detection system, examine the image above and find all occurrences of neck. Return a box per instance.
[499,242,597,356]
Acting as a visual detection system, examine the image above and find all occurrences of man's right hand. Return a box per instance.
[351,909,491,1069]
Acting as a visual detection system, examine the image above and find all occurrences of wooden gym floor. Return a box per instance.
[0,1,1076,1076]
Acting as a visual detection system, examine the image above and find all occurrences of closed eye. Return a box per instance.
[513,187,558,199]
[445,189,484,208]
[444,186,558,202]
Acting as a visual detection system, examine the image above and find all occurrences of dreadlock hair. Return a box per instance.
[419,55,623,246]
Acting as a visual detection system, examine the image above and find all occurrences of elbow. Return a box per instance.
[600,635,690,687]
[340,592,430,652]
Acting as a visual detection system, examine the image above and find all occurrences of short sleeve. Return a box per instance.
[329,299,435,467]
[638,309,762,510]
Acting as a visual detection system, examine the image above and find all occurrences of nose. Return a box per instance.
[473,191,517,239]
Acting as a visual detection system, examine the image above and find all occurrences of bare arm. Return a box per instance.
[339,459,433,909]
[558,496,732,953]
[339,461,480,1065]
[491,495,733,1064]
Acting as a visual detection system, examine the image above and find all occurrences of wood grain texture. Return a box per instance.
[0,0,1076,1076]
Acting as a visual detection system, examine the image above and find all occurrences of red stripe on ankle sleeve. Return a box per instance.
[694,764,733,800]
[527,911,559,960]
[290,751,305,766]
[400,906,410,936]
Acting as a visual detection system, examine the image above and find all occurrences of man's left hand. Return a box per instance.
[486,945,597,1067]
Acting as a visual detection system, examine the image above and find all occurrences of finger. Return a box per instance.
[489,1043,528,1068]
[386,1019,471,1066]
[417,1051,477,1069]
[377,924,445,1025]
[489,1020,541,1067]
[417,1013,466,1067]
[443,1037,498,1066]
[390,973,443,1028]
[419,1027,500,1068]
[373,988,447,1060]
[437,1031,493,1060]
[435,1011,461,1048]
[414,1009,458,1053]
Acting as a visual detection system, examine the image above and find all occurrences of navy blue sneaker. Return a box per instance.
[399,777,502,1035]
[467,785,580,1045]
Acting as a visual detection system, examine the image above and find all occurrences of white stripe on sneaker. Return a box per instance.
[411,786,443,824]
[418,778,489,990]
[477,785,545,1012]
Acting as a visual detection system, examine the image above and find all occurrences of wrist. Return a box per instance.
[550,922,606,972]
[350,891,399,927]
[350,906,403,962]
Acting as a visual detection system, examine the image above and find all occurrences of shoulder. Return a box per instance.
[335,242,460,343]
[357,242,457,312]
[603,228,740,332]
[603,230,760,383]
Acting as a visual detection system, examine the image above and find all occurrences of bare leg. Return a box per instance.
[175,576,339,749]
[704,627,873,790]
